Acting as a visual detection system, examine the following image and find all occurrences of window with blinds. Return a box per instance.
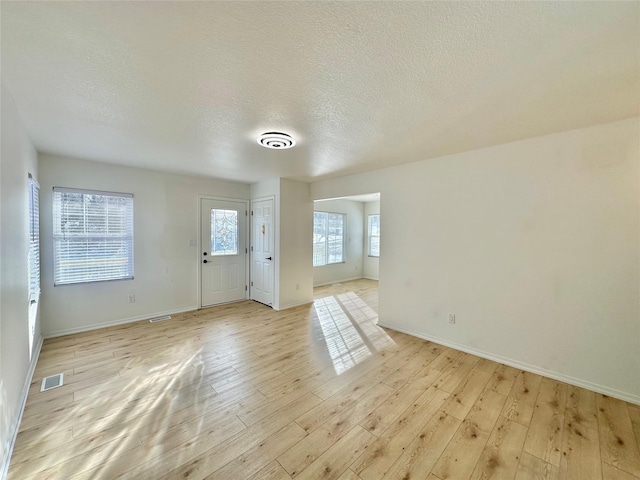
[28,175,40,303]
[368,214,380,257]
[28,174,40,358]
[53,187,134,286]
[313,211,345,266]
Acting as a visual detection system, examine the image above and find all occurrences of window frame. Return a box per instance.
[313,211,346,267]
[368,214,380,258]
[53,187,134,286]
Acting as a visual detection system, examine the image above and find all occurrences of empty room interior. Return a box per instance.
[1,2,639,480]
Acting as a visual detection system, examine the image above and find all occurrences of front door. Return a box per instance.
[201,198,247,307]
[251,197,274,306]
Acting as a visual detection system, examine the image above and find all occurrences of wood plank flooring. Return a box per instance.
[8,279,640,479]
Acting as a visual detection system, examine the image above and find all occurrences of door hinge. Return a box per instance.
[251,210,253,216]
[251,281,254,286]
[245,285,248,291]
[245,247,248,254]
[251,246,254,251]
[245,210,248,216]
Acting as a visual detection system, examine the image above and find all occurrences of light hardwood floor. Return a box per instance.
[8,279,640,479]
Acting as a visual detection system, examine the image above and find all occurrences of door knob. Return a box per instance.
[203,259,208,263]
[266,257,272,261]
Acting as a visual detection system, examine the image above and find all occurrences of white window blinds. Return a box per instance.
[53,187,134,285]
[368,214,380,257]
[28,175,40,303]
[313,211,345,266]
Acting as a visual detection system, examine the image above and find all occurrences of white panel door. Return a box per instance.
[201,198,247,307]
[251,198,274,306]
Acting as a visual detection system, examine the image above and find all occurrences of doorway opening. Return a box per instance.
[312,193,380,289]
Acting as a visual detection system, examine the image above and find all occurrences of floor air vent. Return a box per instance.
[41,373,64,392]
[149,315,172,323]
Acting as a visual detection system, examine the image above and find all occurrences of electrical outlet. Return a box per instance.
[448,313,455,324]
[128,294,135,303]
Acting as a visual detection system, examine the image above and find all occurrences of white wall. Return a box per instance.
[363,201,380,280]
[311,117,640,404]
[0,83,41,475]
[279,179,313,308]
[313,199,364,286]
[38,154,249,336]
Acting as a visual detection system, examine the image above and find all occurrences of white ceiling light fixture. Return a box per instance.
[257,131,296,149]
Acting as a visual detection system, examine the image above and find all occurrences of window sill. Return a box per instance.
[313,261,346,267]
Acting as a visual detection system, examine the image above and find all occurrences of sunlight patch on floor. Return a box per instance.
[314,296,372,374]
[314,291,395,375]
[337,292,395,351]
[9,348,215,479]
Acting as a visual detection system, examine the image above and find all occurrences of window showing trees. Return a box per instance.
[313,211,345,266]
[368,214,380,257]
[53,187,134,285]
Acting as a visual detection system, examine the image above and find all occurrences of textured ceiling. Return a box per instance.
[2,2,639,184]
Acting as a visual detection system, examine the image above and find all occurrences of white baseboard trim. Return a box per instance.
[378,321,640,406]
[275,300,314,311]
[314,276,364,288]
[44,306,198,338]
[362,276,379,281]
[1,334,43,480]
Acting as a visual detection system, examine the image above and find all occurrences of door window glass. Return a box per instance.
[211,209,238,255]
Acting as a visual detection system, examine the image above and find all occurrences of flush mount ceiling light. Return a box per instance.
[257,132,296,149]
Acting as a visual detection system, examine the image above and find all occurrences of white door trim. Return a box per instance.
[197,195,249,309]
